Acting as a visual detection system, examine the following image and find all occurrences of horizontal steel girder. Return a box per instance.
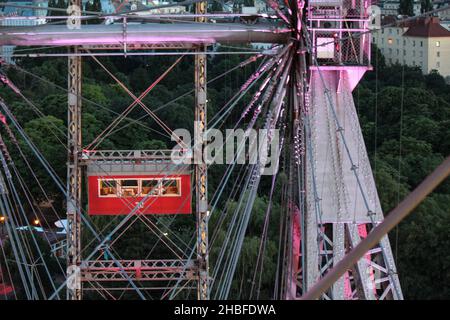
[0,23,290,47]
[80,149,190,163]
[81,259,196,282]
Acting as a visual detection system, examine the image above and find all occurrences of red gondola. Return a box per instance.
[85,150,191,215]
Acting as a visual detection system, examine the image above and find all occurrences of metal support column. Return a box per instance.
[331,223,346,299]
[347,223,376,300]
[66,26,82,299]
[195,1,209,300]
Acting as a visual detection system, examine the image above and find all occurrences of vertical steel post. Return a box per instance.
[66,0,82,300]
[195,1,209,300]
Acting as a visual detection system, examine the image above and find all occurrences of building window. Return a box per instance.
[389,48,393,54]
[437,51,440,57]
[397,29,400,35]
[403,39,406,46]
[382,38,384,44]
[403,49,406,56]
[397,39,400,45]
[413,40,416,47]
[437,62,440,68]
[436,41,440,47]
[420,51,423,57]
[413,51,415,57]
[420,41,423,47]
[388,38,393,44]
[396,49,400,55]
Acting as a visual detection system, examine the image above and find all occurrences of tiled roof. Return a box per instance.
[403,17,450,37]
[381,15,417,28]
[380,15,450,37]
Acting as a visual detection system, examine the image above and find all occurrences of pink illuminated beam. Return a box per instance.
[0,24,290,46]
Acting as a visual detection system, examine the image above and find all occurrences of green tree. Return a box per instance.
[93,0,102,12]
[17,116,67,206]
[134,139,167,150]
[399,0,414,16]
[56,0,67,11]
[425,70,448,94]
[211,1,223,12]
[85,0,103,24]
[420,0,433,13]
[396,195,450,299]
[47,0,57,16]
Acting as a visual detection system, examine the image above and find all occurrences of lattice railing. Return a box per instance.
[80,149,192,163]
[307,0,371,66]
[81,259,196,282]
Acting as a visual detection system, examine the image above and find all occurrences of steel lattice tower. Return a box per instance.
[66,0,82,299]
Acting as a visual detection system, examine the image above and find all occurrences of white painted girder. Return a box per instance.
[0,23,289,46]
[304,69,403,300]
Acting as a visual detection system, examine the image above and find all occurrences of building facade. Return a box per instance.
[0,1,48,64]
[373,16,450,79]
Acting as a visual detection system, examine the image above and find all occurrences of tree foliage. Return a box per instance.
[399,0,414,16]
[356,45,450,299]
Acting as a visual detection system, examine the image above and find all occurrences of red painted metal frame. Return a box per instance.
[87,174,192,215]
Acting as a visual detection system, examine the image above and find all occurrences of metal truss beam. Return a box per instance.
[82,43,196,51]
[80,149,191,164]
[81,259,195,282]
